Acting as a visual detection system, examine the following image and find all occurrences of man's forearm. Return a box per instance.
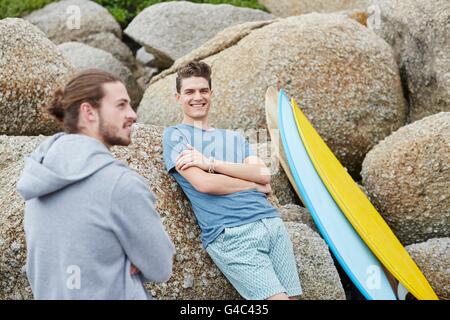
[213,160,271,185]
[202,172,257,195]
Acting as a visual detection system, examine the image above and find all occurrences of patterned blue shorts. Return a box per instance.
[206,217,302,300]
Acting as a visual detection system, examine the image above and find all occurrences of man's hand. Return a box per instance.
[255,183,272,197]
[176,144,211,171]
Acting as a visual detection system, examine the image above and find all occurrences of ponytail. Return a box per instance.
[46,87,65,122]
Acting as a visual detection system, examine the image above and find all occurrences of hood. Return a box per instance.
[17,133,123,200]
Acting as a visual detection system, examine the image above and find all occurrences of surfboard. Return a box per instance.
[278,89,397,300]
[264,86,304,205]
[290,98,439,300]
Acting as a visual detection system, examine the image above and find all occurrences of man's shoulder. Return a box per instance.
[99,161,142,184]
[109,166,150,194]
[163,124,188,141]
[163,124,186,134]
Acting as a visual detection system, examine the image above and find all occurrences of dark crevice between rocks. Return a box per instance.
[122,32,141,56]
[399,64,412,124]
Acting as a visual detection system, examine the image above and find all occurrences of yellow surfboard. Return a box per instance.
[264,87,305,205]
[291,98,439,300]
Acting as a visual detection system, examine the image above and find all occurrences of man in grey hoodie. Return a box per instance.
[16,69,175,300]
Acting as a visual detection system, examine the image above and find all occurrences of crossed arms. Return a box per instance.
[174,144,272,196]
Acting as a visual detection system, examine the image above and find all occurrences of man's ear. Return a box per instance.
[79,102,98,122]
[174,92,181,102]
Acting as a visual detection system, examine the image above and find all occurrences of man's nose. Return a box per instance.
[193,90,203,100]
[127,106,137,122]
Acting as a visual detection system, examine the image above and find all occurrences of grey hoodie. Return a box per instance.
[16,133,175,300]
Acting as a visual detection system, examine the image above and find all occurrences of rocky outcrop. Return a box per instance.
[124,2,273,68]
[285,222,345,300]
[24,0,121,44]
[0,125,345,300]
[367,0,450,122]
[80,32,136,71]
[0,18,74,136]
[279,204,318,233]
[258,0,370,17]
[57,42,143,108]
[362,112,450,245]
[138,13,407,177]
[406,238,450,300]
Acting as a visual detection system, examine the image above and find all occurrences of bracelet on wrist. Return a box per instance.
[208,157,215,173]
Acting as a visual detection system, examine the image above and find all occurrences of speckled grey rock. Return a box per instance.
[124,2,273,68]
[57,42,143,108]
[255,142,299,205]
[258,0,370,17]
[0,128,238,300]
[405,238,450,300]
[361,112,450,245]
[0,125,348,299]
[136,47,156,66]
[24,0,121,44]
[367,0,450,122]
[285,222,346,300]
[151,20,273,84]
[0,18,74,136]
[0,135,46,299]
[138,13,407,177]
[279,204,318,234]
[80,32,136,71]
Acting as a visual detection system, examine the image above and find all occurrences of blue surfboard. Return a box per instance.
[278,89,396,300]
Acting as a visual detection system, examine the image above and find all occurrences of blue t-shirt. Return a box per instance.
[162,123,279,248]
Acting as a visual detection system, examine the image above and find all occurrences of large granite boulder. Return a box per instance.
[24,0,121,44]
[0,18,74,136]
[285,222,345,300]
[57,42,143,109]
[258,0,370,17]
[80,32,136,71]
[367,0,450,122]
[0,125,345,300]
[138,13,407,177]
[361,112,450,245]
[406,238,450,300]
[279,204,318,233]
[124,1,273,68]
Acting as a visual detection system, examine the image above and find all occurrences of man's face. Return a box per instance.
[175,77,212,121]
[96,81,137,147]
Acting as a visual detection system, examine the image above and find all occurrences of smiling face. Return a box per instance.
[175,76,212,123]
[96,81,137,147]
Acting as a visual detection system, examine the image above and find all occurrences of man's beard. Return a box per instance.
[99,115,131,147]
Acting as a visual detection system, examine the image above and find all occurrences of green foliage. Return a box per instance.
[0,0,56,19]
[96,0,268,28]
[0,0,268,28]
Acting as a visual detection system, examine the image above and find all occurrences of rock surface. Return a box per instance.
[80,32,136,71]
[138,13,407,177]
[406,238,450,300]
[368,0,450,122]
[0,18,74,136]
[57,42,143,108]
[258,0,370,17]
[124,2,273,68]
[0,125,345,300]
[362,112,450,245]
[24,0,121,44]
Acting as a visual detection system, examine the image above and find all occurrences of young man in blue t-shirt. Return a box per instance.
[163,61,302,300]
